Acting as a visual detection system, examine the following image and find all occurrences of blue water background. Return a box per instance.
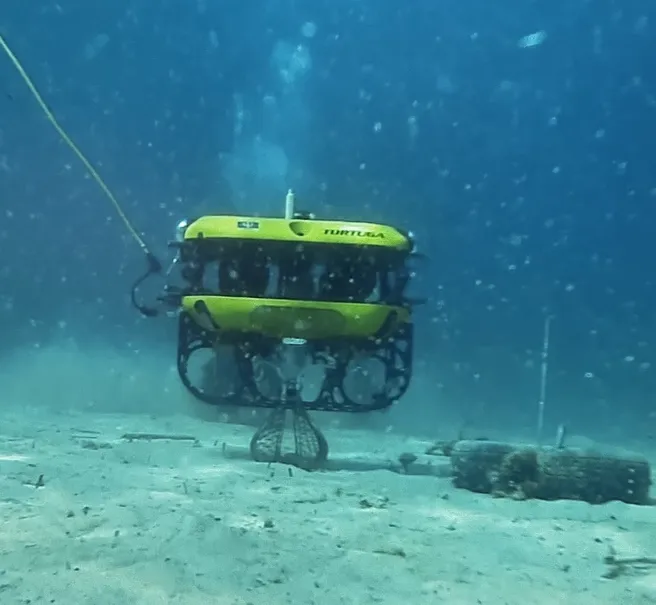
[1,1,655,439]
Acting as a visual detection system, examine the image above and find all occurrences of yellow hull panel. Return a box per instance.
[181,296,409,340]
[183,215,410,251]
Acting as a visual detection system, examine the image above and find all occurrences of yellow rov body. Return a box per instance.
[164,211,418,413]
[178,215,412,341]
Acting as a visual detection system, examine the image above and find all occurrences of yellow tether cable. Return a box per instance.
[0,32,150,254]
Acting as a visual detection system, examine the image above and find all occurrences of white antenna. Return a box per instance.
[285,189,295,219]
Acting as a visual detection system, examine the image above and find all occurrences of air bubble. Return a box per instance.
[301,21,317,38]
[518,31,547,48]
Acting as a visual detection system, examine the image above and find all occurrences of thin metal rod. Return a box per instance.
[536,315,553,446]
[285,189,295,219]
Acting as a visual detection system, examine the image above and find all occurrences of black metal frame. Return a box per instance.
[176,310,413,413]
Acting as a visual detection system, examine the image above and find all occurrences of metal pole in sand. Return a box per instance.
[536,315,553,446]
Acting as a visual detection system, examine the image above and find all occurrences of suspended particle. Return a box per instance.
[301,21,317,38]
[634,15,648,34]
[518,30,547,48]
[84,33,110,61]
[407,115,418,141]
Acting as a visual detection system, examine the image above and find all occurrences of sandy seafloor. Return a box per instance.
[0,405,654,605]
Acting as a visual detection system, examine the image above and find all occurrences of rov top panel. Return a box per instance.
[183,215,411,251]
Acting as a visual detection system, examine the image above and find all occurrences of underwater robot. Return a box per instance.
[148,192,421,417]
